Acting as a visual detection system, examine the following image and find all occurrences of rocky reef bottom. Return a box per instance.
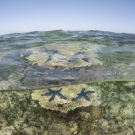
[0,81,135,135]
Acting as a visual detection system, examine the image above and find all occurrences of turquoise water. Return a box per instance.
[0,30,135,91]
[0,30,135,134]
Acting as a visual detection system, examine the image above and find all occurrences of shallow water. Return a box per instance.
[0,30,135,134]
[0,30,135,90]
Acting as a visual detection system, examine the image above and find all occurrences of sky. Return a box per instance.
[0,0,135,35]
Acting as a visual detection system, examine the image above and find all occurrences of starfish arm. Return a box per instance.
[48,88,53,92]
[41,92,51,96]
[72,95,82,101]
[57,88,62,92]
[81,88,85,93]
[57,93,67,99]
[83,95,90,101]
[85,91,95,94]
[49,94,55,102]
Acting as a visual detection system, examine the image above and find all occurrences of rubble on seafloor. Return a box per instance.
[0,82,135,135]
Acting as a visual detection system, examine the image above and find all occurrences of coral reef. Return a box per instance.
[0,82,135,135]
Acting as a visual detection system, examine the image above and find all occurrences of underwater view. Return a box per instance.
[0,30,135,135]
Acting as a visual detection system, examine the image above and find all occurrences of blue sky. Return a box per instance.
[0,0,135,35]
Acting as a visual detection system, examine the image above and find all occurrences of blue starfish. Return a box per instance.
[72,88,95,101]
[41,88,67,102]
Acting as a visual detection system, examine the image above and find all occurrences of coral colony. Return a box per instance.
[41,88,95,102]
[41,88,67,102]
[31,84,97,113]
